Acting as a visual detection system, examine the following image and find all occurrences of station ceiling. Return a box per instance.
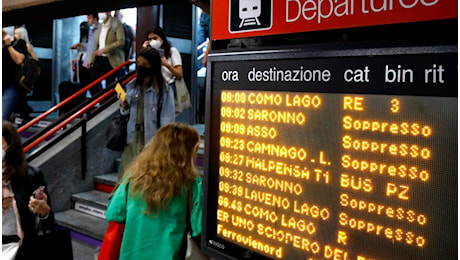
[3,0,210,26]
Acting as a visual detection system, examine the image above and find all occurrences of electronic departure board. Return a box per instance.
[202,46,457,260]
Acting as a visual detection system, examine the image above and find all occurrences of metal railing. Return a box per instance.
[23,73,136,153]
[18,60,135,135]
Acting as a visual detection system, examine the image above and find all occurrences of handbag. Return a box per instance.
[31,228,73,259]
[98,183,128,260]
[98,221,126,260]
[106,112,129,151]
[2,242,20,260]
[174,77,192,116]
[186,187,208,260]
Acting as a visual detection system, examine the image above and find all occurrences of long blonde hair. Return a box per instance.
[124,122,200,215]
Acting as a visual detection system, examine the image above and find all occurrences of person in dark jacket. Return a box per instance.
[2,29,28,122]
[2,121,54,259]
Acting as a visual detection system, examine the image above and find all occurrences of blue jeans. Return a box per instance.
[2,85,20,121]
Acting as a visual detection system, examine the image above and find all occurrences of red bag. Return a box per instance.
[98,221,125,260]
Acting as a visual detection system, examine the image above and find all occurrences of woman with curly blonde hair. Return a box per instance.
[105,122,203,260]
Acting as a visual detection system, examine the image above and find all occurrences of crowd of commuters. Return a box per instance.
[2,8,209,259]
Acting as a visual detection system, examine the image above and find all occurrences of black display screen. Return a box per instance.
[202,46,457,260]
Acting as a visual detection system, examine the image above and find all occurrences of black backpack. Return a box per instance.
[15,54,40,93]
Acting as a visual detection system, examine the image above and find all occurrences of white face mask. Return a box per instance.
[149,39,162,50]
[99,13,108,22]
[2,149,5,160]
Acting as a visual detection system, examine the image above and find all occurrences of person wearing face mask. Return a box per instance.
[142,27,183,96]
[116,48,175,180]
[88,11,125,97]
[2,121,59,259]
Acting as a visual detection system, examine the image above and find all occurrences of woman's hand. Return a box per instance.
[118,93,128,108]
[142,40,150,48]
[28,193,50,217]
[3,34,12,46]
[71,43,82,49]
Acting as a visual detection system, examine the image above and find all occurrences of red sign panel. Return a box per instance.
[211,0,457,40]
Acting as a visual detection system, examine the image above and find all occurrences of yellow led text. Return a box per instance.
[338,213,426,247]
[243,187,291,210]
[231,214,255,231]
[219,152,245,166]
[343,115,432,137]
[342,135,431,159]
[218,196,244,213]
[337,230,347,245]
[245,172,303,195]
[245,157,330,184]
[285,94,321,108]
[247,109,306,125]
[218,181,244,197]
[219,167,244,182]
[340,193,427,225]
[256,223,322,254]
[220,122,278,139]
[221,91,247,104]
[343,96,364,111]
[293,201,330,221]
[324,245,349,260]
[246,141,307,161]
[216,224,283,258]
[243,203,279,223]
[340,173,373,193]
[341,155,430,182]
[280,214,316,234]
[386,183,410,200]
[248,92,283,106]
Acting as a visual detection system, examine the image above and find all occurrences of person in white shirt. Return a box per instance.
[142,27,183,96]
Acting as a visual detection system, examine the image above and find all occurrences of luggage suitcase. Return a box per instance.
[59,50,85,115]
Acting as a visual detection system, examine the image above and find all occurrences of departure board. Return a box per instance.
[202,47,457,260]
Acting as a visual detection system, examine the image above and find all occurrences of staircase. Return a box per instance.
[53,125,205,259]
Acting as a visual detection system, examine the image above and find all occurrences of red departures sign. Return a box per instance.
[211,0,457,40]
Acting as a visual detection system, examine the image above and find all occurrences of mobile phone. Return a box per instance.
[33,186,45,200]
[114,83,126,102]
[158,48,165,58]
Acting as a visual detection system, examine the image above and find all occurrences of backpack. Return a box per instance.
[111,19,132,60]
[122,23,134,60]
[15,54,40,93]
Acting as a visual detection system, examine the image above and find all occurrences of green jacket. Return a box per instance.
[105,177,203,260]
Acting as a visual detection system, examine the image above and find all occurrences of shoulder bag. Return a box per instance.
[174,77,192,116]
[106,111,129,151]
[186,186,208,260]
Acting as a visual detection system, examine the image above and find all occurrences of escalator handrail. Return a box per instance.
[23,73,137,153]
[18,60,135,134]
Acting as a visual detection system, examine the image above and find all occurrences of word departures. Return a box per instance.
[211,88,456,260]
